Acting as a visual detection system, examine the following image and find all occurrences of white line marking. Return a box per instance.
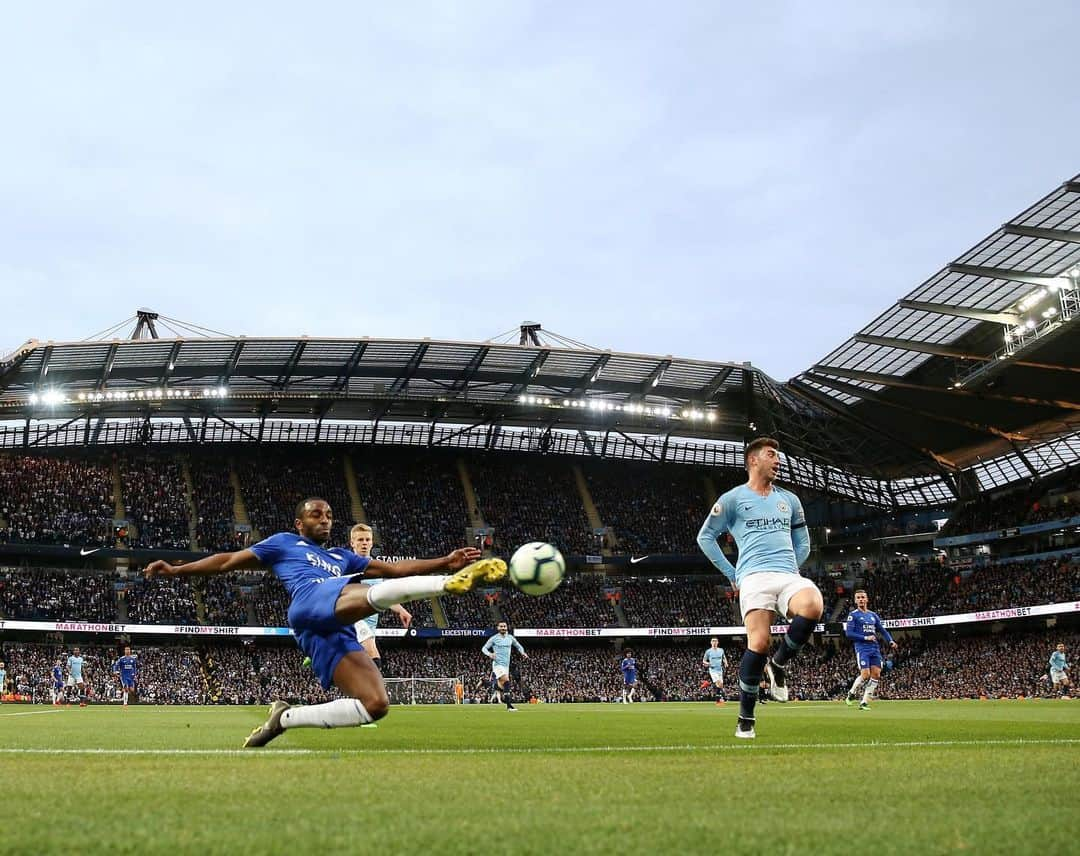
[0,709,64,718]
[0,738,1076,757]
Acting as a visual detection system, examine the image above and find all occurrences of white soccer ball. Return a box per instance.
[508,542,566,596]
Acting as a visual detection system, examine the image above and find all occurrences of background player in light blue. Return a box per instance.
[620,649,638,703]
[697,436,821,739]
[348,523,411,673]
[113,646,138,707]
[67,646,87,707]
[844,589,896,710]
[482,621,527,711]
[0,660,6,704]
[1049,643,1070,697]
[702,638,726,705]
[146,496,501,746]
[51,660,65,705]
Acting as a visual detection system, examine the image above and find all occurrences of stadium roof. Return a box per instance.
[1,177,1077,509]
[792,174,1080,490]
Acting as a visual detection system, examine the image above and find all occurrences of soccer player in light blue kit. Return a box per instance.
[1049,643,1070,697]
[146,497,502,747]
[620,649,638,703]
[113,646,138,706]
[482,621,527,711]
[67,647,87,707]
[697,436,821,739]
[843,589,896,710]
[51,661,65,705]
[702,637,726,705]
[0,661,6,704]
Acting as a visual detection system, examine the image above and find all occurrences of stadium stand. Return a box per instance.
[0,454,115,547]
[120,453,191,549]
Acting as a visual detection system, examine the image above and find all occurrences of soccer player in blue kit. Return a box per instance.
[51,660,65,706]
[844,589,896,710]
[482,621,527,711]
[145,497,504,746]
[620,649,638,703]
[697,437,821,739]
[702,638,726,705]
[113,646,138,706]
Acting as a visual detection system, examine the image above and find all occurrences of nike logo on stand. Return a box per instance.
[79,548,101,556]
[629,556,649,564]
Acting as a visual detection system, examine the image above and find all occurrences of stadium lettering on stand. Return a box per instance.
[535,628,600,638]
[172,625,240,635]
[54,622,126,633]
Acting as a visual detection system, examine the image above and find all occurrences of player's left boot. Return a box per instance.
[858,701,870,711]
[845,695,855,707]
[734,717,756,739]
[443,558,508,594]
[764,660,789,703]
[243,700,290,748]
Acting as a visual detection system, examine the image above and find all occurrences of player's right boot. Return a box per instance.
[443,558,508,594]
[734,717,756,739]
[765,660,789,703]
[859,702,870,711]
[243,700,290,748]
[845,695,855,707]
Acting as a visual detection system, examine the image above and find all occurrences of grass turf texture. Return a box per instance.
[2,701,1077,855]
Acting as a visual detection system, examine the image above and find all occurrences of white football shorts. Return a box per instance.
[738,572,819,620]
[492,664,510,680]
[709,669,724,685]
[1050,668,1067,684]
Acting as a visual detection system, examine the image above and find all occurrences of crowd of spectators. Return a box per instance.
[618,576,739,628]
[352,449,470,556]
[237,450,355,541]
[584,463,717,554]
[0,454,115,547]
[925,558,1079,616]
[200,575,250,626]
[120,454,192,550]
[941,481,1078,537]
[498,574,618,629]
[189,454,241,552]
[0,568,118,621]
[468,454,594,556]
[124,577,198,624]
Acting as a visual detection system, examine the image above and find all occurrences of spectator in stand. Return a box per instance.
[120,454,191,549]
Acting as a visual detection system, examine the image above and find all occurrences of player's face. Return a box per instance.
[710,639,719,647]
[296,500,333,542]
[855,592,868,609]
[1059,644,1066,653]
[350,529,373,556]
[749,446,781,482]
[497,622,508,635]
[124,647,131,656]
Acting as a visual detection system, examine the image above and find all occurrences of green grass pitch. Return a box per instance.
[2,700,1076,854]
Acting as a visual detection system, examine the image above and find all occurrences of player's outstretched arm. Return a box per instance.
[144,549,263,580]
[365,547,481,578]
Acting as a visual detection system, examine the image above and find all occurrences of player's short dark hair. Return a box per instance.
[744,436,779,465]
[854,589,867,597]
[295,497,329,519]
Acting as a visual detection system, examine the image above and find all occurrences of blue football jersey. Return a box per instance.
[249,532,370,598]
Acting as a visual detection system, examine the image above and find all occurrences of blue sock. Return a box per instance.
[738,650,768,719]
[771,616,816,667]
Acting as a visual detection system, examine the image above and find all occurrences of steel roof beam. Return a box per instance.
[698,365,736,401]
[808,365,1080,410]
[853,334,988,360]
[219,341,245,385]
[569,353,611,396]
[638,358,673,395]
[947,263,1066,287]
[897,300,1020,325]
[503,349,550,400]
[331,341,368,392]
[274,340,307,390]
[160,341,183,385]
[36,345,54,387]
[448,346,490,398]
[1002,224,1080,244]
[388,343,429,396]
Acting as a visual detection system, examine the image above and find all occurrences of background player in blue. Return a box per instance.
[702,638,726,705]
[482,621,527,711]
[843,589,896,710]
[697,436,821,739]
[67,646,87,707]
[113,646,138,707]
[145,497,502,746]
[1049,643,1070,697]
[51,660,64,705]
[620,649,638,703]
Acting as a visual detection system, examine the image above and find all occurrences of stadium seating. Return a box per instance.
[0,454,115,547]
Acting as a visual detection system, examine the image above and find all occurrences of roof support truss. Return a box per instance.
[947,263,1067,287]
[1002,224,1080,244]
[897,299,1019,325]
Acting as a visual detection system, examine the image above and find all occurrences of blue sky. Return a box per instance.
[2,2,1077,379]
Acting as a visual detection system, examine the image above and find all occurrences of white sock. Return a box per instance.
[862,679,878,704]
[849,676,866,697]
[281,698,373,729]
[367,576,450,611]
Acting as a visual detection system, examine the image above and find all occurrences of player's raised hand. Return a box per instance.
[144,560,180,579]
[445,547,482,569]
[398,607,413,628]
